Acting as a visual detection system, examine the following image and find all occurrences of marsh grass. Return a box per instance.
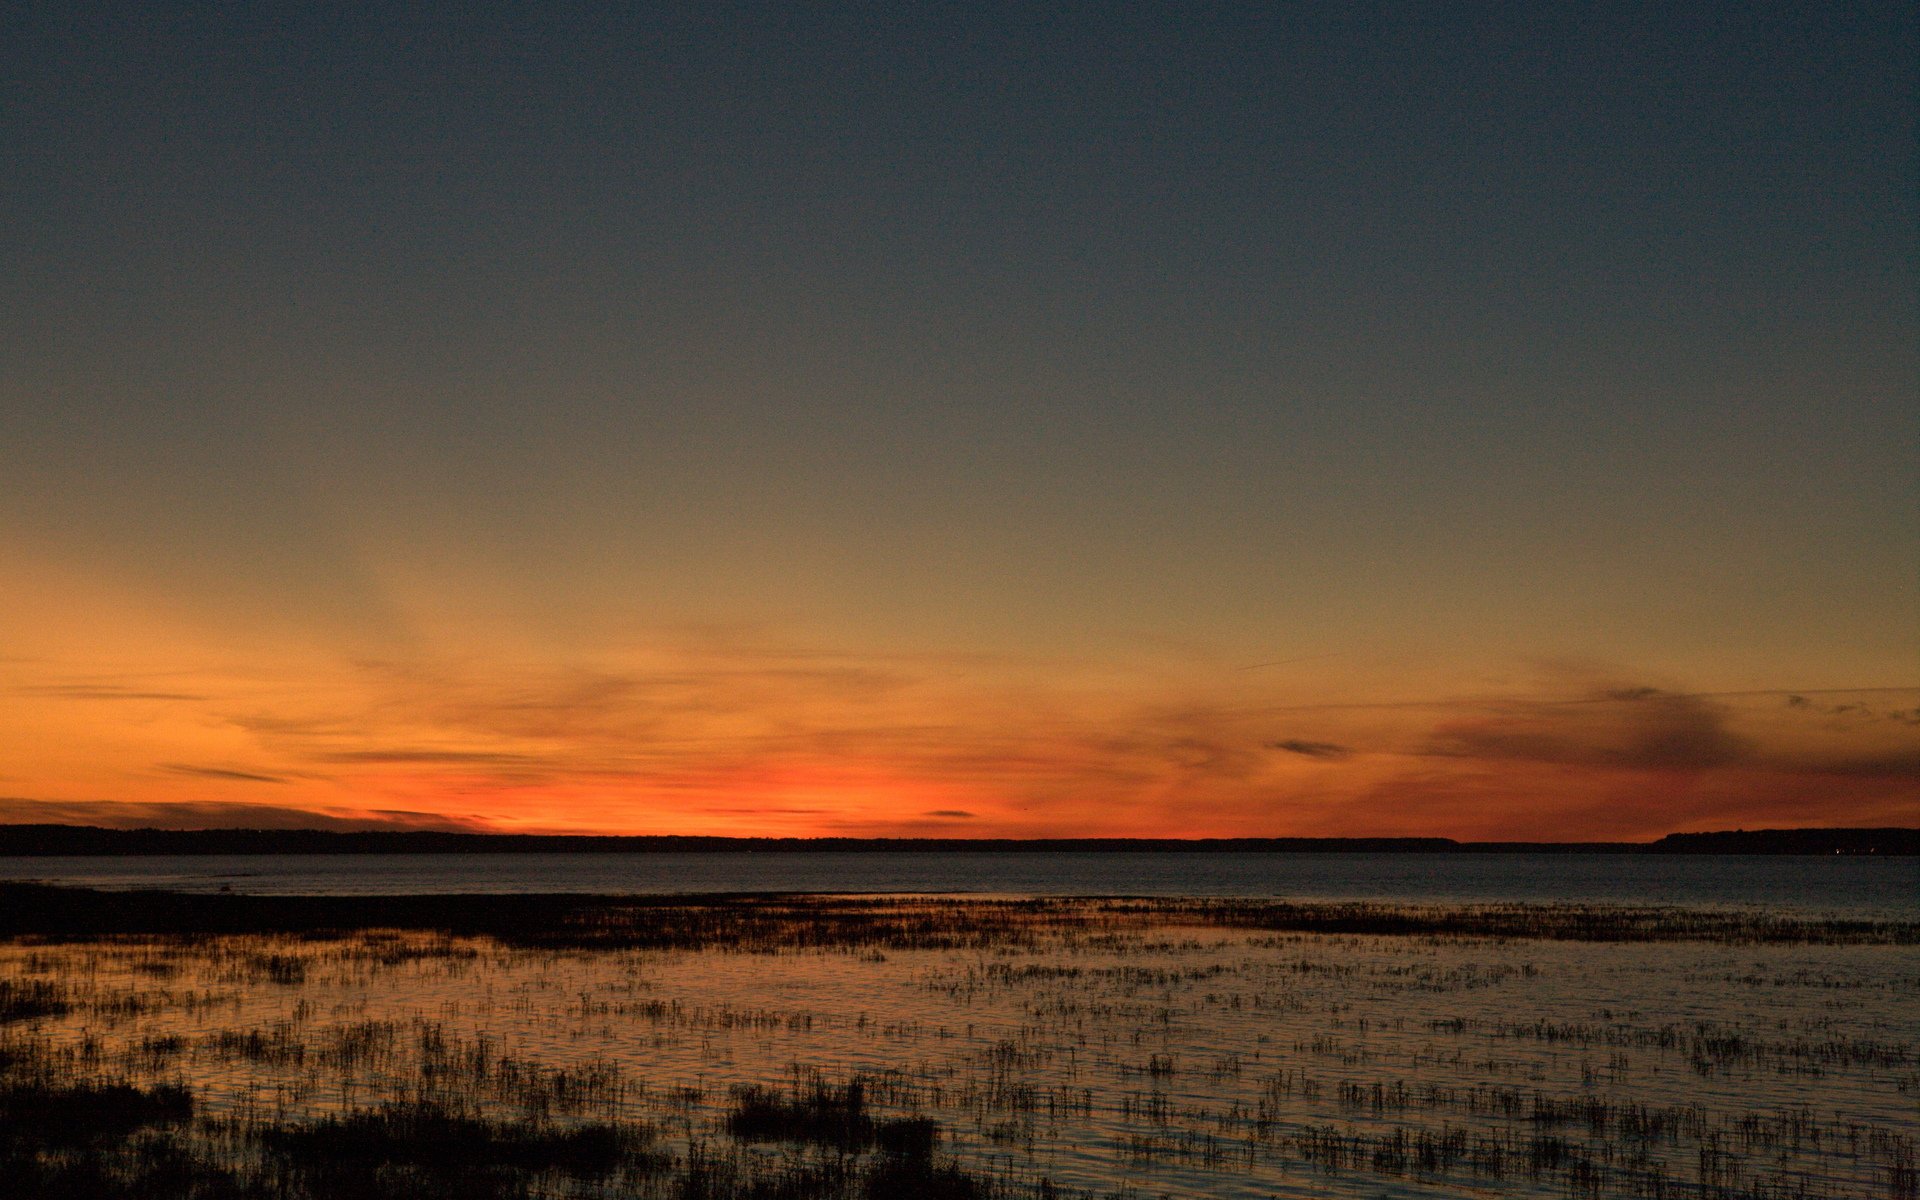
[0,1078,193,1145]
[727,1081,940,1158]
[1180,899,1920,945]
[3,883,1915,948]
[0,887,1915,1199]
[0,1056,1000,1200]
[262,1101,641,1171]
[0,978,69,1023]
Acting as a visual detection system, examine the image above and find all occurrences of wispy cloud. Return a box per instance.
[7,627,1915,838]
[1267,739,1351,759]
[1786,693,1920,726]
[0,798,492,833]
[312,749,551,766]
[161,764,288,784]
[1422,685,1752,771]
[19,684,206,702]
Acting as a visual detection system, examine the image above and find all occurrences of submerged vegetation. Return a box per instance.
[2,882,1914,947]
[0,888,1915,1198]
[0,977,69,1023]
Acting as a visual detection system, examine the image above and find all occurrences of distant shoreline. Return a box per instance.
[0,825,1912,856]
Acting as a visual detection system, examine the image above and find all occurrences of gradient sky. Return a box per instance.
[2,2,1915,839]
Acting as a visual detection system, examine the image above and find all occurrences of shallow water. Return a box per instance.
[4,851,1916,916]
[3,899,1915,1198]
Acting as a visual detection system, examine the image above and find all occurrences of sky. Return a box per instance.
[1,1,1915,840]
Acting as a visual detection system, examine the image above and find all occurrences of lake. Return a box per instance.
[1,850,1915,915]
[4,856,1917,1198]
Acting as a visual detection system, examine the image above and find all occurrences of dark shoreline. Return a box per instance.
[2,883,1914,946]
[1,825,1913,857]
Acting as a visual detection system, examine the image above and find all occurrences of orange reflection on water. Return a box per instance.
[3,900,1915,1198]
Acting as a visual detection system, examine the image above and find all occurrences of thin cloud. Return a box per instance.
[1784,750,1920,779]
[312,749,549,766]
[361,808,481,823]
[19,684,206,701]
[161,764,288,784]
[1786,693,1920,725]
[0,798,492,833]
[1599,686,1662,702]
[1267,739,1351,759]
[1423,685,1752,771]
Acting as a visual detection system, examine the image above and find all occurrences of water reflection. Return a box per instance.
[2,899,1915,1198]
[4,852,1916,916]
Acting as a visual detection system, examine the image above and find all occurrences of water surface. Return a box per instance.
[2,851,1913,916]
[3,898,1913,1199]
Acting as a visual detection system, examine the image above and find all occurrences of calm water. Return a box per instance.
[2,851,1915,914]
[4,900,1914,1199]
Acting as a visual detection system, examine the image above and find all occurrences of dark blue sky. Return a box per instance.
[11,4,1911,325]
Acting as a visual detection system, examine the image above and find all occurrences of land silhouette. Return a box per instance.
[0,825,1911,856]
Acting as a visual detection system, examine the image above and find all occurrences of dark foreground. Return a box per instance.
[2,888,1915,1200]
[0,1073,984,1200]
[3,882,1915,947]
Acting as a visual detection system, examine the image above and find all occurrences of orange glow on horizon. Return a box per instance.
[2,540,1914,841]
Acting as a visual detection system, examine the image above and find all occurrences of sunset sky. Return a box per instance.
[2,2,1915,840]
